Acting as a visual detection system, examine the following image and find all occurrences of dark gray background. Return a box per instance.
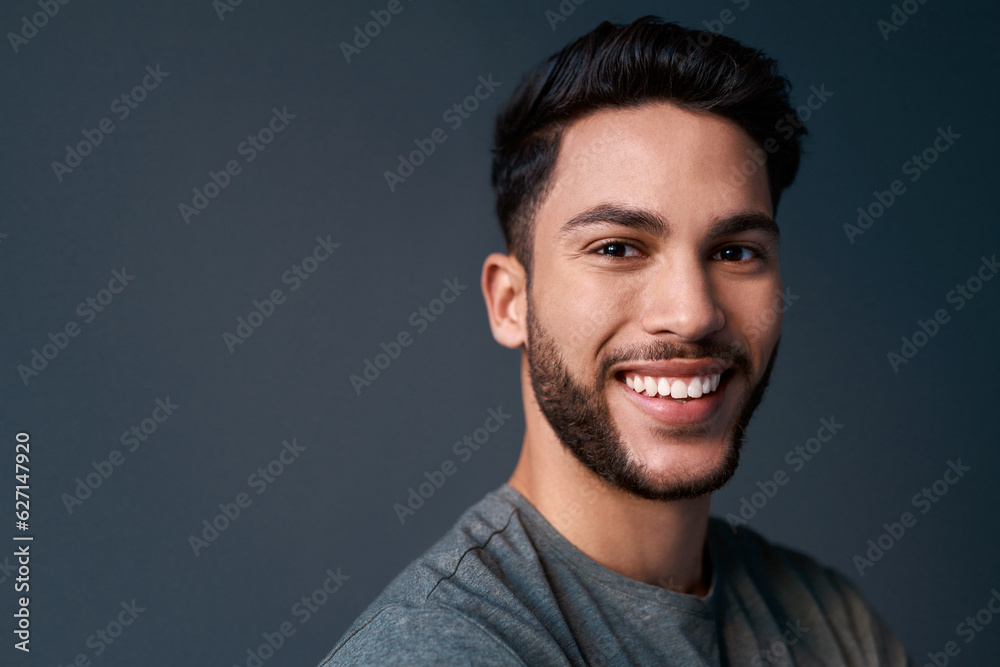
[2,0,998,665]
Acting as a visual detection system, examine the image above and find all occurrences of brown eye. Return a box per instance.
[715,246,758,261]
[597,242,640,258]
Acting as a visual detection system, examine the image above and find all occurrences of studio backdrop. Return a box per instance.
[2,0,998,665]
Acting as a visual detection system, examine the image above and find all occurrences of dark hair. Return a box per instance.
[490,15,807,270]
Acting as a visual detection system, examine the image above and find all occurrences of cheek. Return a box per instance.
[723,283,783,359]
[537,272,632,355]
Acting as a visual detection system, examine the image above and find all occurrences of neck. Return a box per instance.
[508,427,713,597]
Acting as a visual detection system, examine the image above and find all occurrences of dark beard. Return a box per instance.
[525,297,779,502]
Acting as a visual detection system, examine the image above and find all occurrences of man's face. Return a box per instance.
[524,102,783,501]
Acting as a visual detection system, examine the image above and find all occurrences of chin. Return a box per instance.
[616,428,741,498]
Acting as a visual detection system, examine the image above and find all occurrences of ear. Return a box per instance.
[481,252,527,349]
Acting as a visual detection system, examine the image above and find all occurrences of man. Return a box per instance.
[321,16,912,665]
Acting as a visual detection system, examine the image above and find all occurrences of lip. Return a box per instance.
[617,369,734,424]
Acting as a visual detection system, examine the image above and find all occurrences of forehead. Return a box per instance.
[538,102,773,237]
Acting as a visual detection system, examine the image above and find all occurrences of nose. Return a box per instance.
[638,254,724,341]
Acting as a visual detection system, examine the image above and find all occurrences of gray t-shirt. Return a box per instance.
[319,484,912,665]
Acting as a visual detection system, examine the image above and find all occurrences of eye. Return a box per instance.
[713,245,760,262]
[594,241,642,258]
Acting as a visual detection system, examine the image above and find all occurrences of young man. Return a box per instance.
[321,16,912,665]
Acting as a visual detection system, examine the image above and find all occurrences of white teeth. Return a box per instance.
[657,377,671,396]
[670,379,687,399]
[687,379,703,399]
[624,371,724,400]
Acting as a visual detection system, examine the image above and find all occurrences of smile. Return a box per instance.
[615,367,735,424]
[624,373,721,400]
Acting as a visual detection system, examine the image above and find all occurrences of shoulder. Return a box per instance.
[708,517,873,611]
[320,488,554,665]
[319,602,527,666]
[709,516,854,594]
[708,517,913,665]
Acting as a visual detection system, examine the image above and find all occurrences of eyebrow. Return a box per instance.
[557,202,780,241]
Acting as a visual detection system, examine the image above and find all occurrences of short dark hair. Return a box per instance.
[490,15,807,270]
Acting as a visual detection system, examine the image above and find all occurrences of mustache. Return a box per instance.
[597,338,754,380]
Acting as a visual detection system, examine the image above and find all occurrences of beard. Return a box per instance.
[525,297,780,502]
